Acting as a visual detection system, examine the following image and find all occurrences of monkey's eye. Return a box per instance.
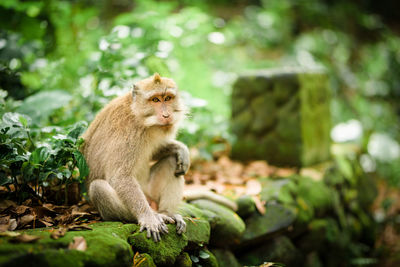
[164,96,172,101]
[152,97,160,103]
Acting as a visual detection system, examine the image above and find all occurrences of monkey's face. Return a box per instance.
[133,73,186,128]
[147,90,177,127]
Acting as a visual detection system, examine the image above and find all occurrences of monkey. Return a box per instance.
[82,73,189,242]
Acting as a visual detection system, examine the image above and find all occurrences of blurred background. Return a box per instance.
[1,0,400,266]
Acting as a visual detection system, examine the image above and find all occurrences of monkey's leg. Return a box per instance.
[88,179,134,221]
[146,156,186,234]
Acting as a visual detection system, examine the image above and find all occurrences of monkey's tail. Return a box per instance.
[183,190,238,211]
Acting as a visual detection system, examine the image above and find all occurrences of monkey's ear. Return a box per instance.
[153,73,161,84]
[132,84,138,100]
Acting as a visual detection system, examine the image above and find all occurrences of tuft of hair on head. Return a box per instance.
[153,73,162,84]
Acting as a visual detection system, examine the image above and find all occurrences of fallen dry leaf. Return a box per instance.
[252,195,266,215]
[0,200,16,212]
[14,205,30,215]
[245,179,262,195]
[0,231,20,237]
[68,224,92,231]
[50,227,68,239]
[68,236,87,251]
[18,214,35,228]
[10,234,42,243]
[9,219,17,231]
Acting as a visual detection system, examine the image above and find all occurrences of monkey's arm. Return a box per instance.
[109,169,169,242]
[152,140,190,176]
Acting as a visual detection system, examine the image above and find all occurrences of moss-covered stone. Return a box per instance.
[211,249,241,267]
[133,253,156,267]
[241,203,296,247]
[179,203,211,246]
[231,68,331,167]
[0,222,138,267]
[236,195,256,219]
[190,200,245,248]
[201,249,218,267]
[238,236,303,266]
[128,224,188,266]
[174,252,192,267]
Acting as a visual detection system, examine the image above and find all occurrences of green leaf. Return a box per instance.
[17,90,72,123]
[30,147,50,164]
[0,172,12,186]
[198,250,210,259]
[67,121,88,140]
[73,150,89,180]
[190,255,199,263]
[19,116,28,127]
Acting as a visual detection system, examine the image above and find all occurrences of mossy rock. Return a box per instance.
[174,252,192,267]
[238,236,303,266]
[190,199,245,248]
[231,68,331,167]
[211,249,241,267]
[236,195,256,219]
[0,222,138,267]
[133,253,156,267]
[179,203,211,246]
[241,203,296,247]
[128,223,188,266]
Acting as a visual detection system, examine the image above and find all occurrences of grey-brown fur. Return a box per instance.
[82,73,189,242]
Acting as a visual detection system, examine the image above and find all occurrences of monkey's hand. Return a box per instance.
[171,214,186,234]
[158,212,186,234]
[139,212,169,242]
[175,143,190,177]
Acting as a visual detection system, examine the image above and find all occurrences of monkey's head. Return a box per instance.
[132,73,186,129]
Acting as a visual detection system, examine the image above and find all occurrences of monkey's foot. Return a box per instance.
[139,213,169,242]
[172,214,186,234]
[156,213,175,224]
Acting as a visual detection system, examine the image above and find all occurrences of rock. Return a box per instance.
[128,224,188,266]
[174,252,192,267]
[240,203,296,248]
[238,236,303,266]
[190,199,245,248]
[201,249,218,267]
[0,222,137,267]
[133,253,156,267]
[231,67,331,167]
[189,249,218,267]
[236,195,256,219]
[179,203,211,246]
[211,249,241,267]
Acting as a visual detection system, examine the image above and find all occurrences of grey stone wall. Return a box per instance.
[231,68,331,167]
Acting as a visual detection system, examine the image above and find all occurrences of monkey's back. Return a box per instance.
[82,93,141,184]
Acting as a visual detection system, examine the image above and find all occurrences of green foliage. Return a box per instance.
[0,110,89,203]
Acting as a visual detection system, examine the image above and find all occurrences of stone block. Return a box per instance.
[231,67,331,167]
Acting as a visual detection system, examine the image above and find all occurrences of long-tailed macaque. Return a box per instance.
[82,73,189,242]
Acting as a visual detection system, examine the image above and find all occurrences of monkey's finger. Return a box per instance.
[146,228,152,239]
[140,225,145,232]
[159,223,169,234]
[152,230,160,242]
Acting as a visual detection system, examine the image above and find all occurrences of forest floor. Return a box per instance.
[0,156,399,264]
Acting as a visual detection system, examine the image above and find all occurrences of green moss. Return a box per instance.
[236,195,256,219]
[174,252,192,267]
[201,249,218,267]
[211,249,241,267]
[0,222,138,267]
[242,203,296,245]
[133,253,156,267]
[190,199,245,247]
[128,224,188,266]
[298,72,331,166]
